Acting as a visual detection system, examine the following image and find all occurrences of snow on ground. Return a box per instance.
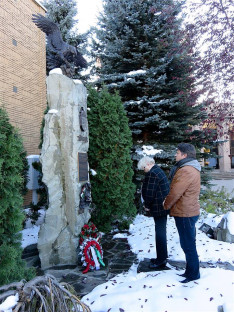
[125,213,234,263]
[82,266,234,312]
[82,213,234,312]
[2,187,234,312]
[21,225,40,249]
[0,294,19,312]
[2,212,234,312]
[21,209,45,248]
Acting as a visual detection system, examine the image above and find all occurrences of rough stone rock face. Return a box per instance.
[38,72,90,269]
[216,212,234,243]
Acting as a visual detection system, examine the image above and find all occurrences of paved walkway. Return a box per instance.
[210,179,234,194]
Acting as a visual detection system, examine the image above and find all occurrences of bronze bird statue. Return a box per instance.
[32,13,87,78]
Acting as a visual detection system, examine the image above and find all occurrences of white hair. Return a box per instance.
[137,156,155,170]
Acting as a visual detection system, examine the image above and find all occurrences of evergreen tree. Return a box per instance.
[87,87,136,232]
[93,0,206,145]
[92,0,215,191]
[0,108,35,286]
[42,0,78,42]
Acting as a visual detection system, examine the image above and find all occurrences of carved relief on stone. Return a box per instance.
[79,182,91,214]
[79,107,87,132]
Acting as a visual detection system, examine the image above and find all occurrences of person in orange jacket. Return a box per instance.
[164,143,201,283]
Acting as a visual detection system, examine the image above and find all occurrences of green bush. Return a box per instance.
[87,87,137,232]
[0,108,35,285]
[200,186,234,215]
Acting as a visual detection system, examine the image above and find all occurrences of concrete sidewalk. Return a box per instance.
[210,179,234,194]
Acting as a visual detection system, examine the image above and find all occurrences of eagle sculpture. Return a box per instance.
[32,13,87,78]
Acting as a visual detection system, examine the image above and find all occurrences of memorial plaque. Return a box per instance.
[78,152,88,182]
[78,135,88,142]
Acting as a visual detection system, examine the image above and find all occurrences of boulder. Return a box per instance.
[38,72,90,269]
[216,212,234,243]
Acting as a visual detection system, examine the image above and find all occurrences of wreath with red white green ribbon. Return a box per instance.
[79,222,105,274]
[79,221,100,245]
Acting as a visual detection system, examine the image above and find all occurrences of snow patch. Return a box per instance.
[73,79,83,85]
[136,145,163,156]
[126,69,146,76]
[225,211,234,235]
[49,68,63,75]
[0,294,18,312]
[90,169,97,176]
[48,109,58,114]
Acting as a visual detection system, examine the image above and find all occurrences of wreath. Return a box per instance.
[79,221,100,245]
[79,222,105,274]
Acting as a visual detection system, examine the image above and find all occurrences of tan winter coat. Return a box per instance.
[164,166,200,217]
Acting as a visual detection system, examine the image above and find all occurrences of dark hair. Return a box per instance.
[177,143,196,158]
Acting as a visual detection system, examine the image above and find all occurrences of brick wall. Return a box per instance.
[0,0,47,155]
[23,190,33,207]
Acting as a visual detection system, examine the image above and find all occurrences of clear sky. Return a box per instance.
[76,0,103,33]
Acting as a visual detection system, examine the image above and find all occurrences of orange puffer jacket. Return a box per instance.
[164,165,200,217]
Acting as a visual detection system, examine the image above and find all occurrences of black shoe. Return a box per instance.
[149,260,167,270]
[150,258,157,264]
[180,277,200,284]
[177,273,187,277]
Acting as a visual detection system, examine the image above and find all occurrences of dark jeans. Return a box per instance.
[174,215,200,280]
[153,215,168,263]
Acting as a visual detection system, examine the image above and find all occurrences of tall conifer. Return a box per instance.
[42,0,78,41]
[92,0,215,188]
[87,88,136,231]
[93,0,207,148]
[0,108,34,285]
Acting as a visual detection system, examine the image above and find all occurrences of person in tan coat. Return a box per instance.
[164,143,201,283]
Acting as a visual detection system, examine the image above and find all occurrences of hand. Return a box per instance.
[144,207,151,217]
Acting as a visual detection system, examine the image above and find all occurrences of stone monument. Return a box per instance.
[38,69,90,269]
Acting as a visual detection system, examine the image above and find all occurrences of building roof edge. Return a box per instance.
[32,0,47,12]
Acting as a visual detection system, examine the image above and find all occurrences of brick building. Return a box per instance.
[0,0,47,156]
[0,0,47,205]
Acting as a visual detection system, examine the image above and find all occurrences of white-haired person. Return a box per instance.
[138,156,170,269]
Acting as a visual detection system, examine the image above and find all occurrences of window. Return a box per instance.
[12,39,17,46]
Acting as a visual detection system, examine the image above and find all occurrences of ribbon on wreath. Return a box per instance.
[80,239,105,274]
